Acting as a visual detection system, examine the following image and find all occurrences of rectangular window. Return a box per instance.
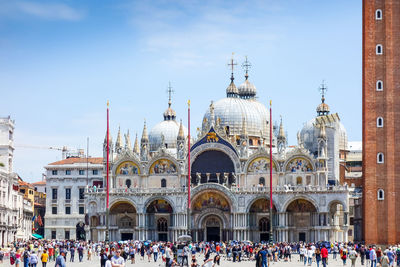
[52,188,57,200]
[79,206,84,214]
[65,170,71,175]
[79,188,85,200]
[52,207,57,214]
[52,170,58,175]
[92,170,99,175]
[65,230,70,240]
[79,170,85,175]
[51,231,56,239]
[65,206,71,214]
[65,188,71,200]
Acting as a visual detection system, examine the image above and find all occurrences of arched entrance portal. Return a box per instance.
[286,199,317,242]
[248,198,276,242]
[110,201,137,241]
[146,199,173,241]
[76,222,86,240]
[192,190,231,241]
[204,216,222,242]
[191,150,235,185]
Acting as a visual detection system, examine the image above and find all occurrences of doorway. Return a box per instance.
[260,233,269,242]
[299,232,306,242]
[158,233,168,241]
[121,233,133,241]
[207,227,220,241]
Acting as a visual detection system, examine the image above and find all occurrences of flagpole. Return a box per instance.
[187,100,191,237]
[105,101,110,242]
[269,100,274,243]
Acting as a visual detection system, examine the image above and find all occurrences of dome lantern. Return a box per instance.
[316,81,330,116]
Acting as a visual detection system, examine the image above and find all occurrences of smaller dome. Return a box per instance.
[149,120,188,152]
[163,107,176,120]
[316,103,330,116]
[238,79,257,98]
[226,81,239,97]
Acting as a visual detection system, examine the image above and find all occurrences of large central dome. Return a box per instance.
[202,71,270,139]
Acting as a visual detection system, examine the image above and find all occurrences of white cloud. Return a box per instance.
[0,1,83,21]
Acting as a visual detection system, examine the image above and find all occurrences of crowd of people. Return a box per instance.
[1,240,400,267]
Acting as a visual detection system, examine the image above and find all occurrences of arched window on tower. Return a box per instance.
[377,117,384,128]
[259,177,265,186]
[249,139,253,146]
[376,44,383,55]
[377,189,384,200]
[377,153,384,164]
[376,9,382,20]
[376,80,383,91]
[161,178,167,188]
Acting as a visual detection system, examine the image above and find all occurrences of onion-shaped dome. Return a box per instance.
[226,81,239,97]
[163,107,176,120]
[202,97,270,139]
[316,102,330,116]
[238,79,257,99]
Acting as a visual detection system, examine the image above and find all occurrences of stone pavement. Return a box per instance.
[1,254,367,267]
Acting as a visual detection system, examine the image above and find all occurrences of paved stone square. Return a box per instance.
[1,253,367,267]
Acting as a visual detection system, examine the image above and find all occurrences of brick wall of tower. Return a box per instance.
[363,0,400,244]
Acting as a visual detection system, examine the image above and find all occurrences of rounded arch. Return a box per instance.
[246,197,277,213]
[284,155,316,173]
[143,195,175,214]
[197,212,229,229]
[190,183,238,212]
[286,199,317,212]
[147,154,180,175]
[245,152,280,173]
[282,196,319,213]
[191,190,231,213]
[327,199,347,212]
[189,144,241,174]
[113,157,142,176]
[109,198,138,214]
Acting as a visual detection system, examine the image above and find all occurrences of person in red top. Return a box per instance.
[321,246,329,267]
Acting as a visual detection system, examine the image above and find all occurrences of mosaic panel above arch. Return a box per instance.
[249,198,276,213]
[149,159,177,174]
[286,157,313,172]
[146,199,173,213]
[192,192,230,212]
[247,157,277,173]
[286,199,317,212]
[116,161,140,175]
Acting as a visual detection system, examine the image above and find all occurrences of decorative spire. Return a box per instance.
[228,52,237,83]
[241,56,252,80]
[226,53,239,97]
[241,117,247,136]
[209,101,215,126]
[141,120,148,142]
[167,81,174,108]
[317,80,330,116]
[125,130,132,150]
[163,82,177,120]
[278,116,286,139]
[133,133,140,154]
[319,122,327,140]
[178,120,185,140]
[115,126,122,149]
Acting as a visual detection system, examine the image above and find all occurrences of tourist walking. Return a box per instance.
[321,246,328,267]
[40,250,48,267]
[29,251,38,267]
[55,251,66,267]
[370,246,377,267]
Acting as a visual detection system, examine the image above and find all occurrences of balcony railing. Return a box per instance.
[85,184,348,195]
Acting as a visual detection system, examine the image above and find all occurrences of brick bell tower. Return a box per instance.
[363,0,400,244]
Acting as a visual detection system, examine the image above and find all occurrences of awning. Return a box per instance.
[32,233,43,239]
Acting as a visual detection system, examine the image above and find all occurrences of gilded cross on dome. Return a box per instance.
[227,52,237,82]
[241,56,252,80]
[319,80,328,103]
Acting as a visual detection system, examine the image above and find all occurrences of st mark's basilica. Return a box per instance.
[85,59,350,243]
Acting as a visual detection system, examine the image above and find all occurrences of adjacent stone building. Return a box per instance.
[44,156,103,240]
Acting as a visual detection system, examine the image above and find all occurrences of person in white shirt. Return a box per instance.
[111,250,125,267]
[152,244,159,262]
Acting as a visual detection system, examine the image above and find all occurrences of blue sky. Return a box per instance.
[0,0,362,182]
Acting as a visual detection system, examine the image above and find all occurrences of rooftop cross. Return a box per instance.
[227,52,237,82]
[242,56,252,80]
[319,80,328,103]
[166,81,174,107]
